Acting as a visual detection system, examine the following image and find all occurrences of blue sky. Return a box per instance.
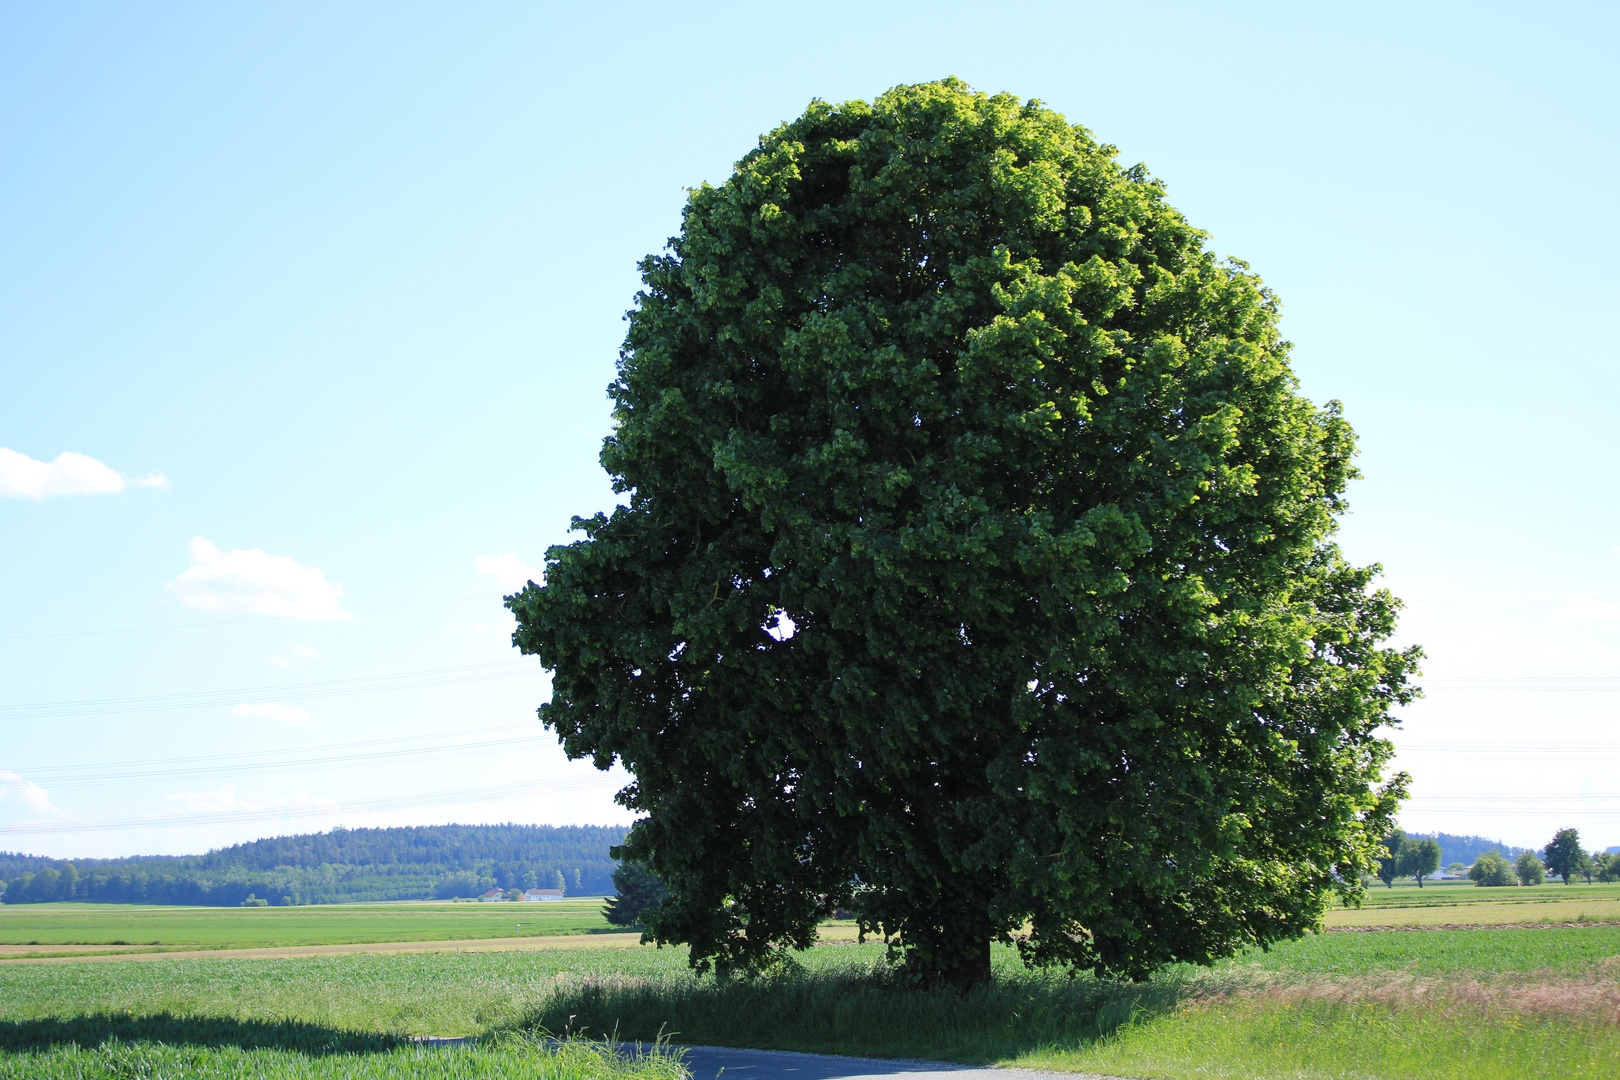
[2,1,1617,860]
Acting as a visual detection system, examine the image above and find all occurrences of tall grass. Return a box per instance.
[1049,988,1620,1080]
[525,948,1620,1079]
[529,956,1184,1060]
[0,1030,686,1080]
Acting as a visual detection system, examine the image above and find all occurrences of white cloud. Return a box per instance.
[476,552,542,592]
[1558,600,1620,622]
[230,701,316,724]
[0,771,63,821]
[269,643,321,669]
[169,538,350,620]
[0,447,167,499]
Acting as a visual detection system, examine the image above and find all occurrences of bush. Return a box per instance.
[1514,851,1546,886]
[1469,852,1516,887]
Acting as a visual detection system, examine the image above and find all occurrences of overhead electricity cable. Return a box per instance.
[0,594,504,642]
[1408,793,1620,801]
[2,722,536,776]
[0,660,538,721]
[0,733,550,788]
[1396,744,1620,754]
[0,774,620,836]
[1422,674,1620,691]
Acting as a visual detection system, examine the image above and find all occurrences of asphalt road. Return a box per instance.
[670,1045,1130,1080]
[410,1038,1136,1080]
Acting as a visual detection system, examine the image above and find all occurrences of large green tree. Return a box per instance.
[1469,851,1516,887]
[509,79,1417,986]
[1395,836,1441,887]
[1542,828,1587,885]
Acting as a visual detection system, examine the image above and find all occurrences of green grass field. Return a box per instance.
[5,925,1620,1079]
[0,898,618,952]
[1325,879,1620,926]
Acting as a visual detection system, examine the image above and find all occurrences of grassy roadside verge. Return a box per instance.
[0,1031,688,1080]
[525,936,1620,1080]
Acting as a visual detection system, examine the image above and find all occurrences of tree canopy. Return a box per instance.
[1396,836,1441,887]
[1469,851,1516,887]
[1542,828,1588,885]
[603,859,669,927]
[509,79,1417,986]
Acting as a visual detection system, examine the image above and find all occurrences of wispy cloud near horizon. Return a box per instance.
[0,448,167,499]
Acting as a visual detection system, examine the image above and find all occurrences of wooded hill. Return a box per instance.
[0,823,627,907]
[1408,831,1532,868]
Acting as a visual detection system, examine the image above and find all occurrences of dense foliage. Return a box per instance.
[1405,831,1529,868]
[1514,851,1546,886]
[1468,851,1516,887]
[0,824,625,906]
[510,79,1417,985]
[602,860,668,927]
[1395,837,1442,887]
[1541,828,1588,885]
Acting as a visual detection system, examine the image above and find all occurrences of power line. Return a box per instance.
[0,733,550,788]
[0,594,505,642]
[1395,745,1620,754]
[1423,676,1620,691]
[3,722,535,775]
[0,774,620,836]
[0,660,538,721]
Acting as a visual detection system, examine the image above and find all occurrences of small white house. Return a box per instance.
[478,889,506,902]
[521,889,564,902]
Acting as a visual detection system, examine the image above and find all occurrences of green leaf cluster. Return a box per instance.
[1468,851,1516,887]
[510,78,1418,984]
[1541,827,1589,885]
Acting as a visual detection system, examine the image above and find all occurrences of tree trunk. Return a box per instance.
[940,937,992,990]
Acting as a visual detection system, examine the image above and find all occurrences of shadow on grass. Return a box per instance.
[526,960,1191,1063]
[0,1013,400,1057]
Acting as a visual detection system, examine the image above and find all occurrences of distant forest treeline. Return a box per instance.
[0,823,627,907]
[1403,831,1531,867]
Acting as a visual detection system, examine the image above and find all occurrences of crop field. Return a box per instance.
[1325,879,1620,927]
[7,880,1616,957]
[4,923,1620,1080]
[0,899,620,956]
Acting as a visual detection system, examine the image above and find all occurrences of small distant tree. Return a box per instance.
[1542,828,1587,885]
[1594,852,1620,883]
[1396,837,1441,887]
[1377,830,1406,888]
[1515,851,1546,886]
[1469,851,1515,887]
[1445,862,1467,877]
[602,859,668,928]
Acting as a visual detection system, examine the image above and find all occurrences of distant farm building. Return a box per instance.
[522,888,564,901]
[478,889,505,902]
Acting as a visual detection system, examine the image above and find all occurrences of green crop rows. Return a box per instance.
[0,899,619,952]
